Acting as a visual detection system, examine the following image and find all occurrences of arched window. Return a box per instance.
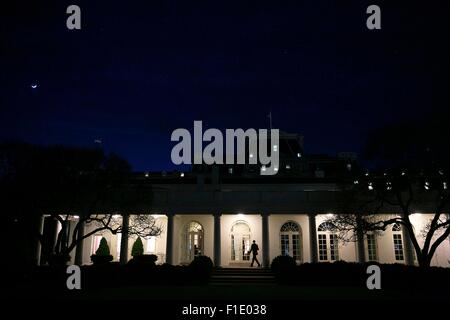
[181,221,204,264]
[317,222,339,262]
[280,221,302,263]
[230,221,251,261]
[392,223,404,261]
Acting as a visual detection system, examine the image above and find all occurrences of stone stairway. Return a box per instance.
[210,267,276,285]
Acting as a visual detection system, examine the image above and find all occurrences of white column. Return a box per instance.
[214,213,221,267]
[262,213,270,267]
[166,213,174,264]
[35,215,45,265]
[120,214,129,264]
[309,213,318,263]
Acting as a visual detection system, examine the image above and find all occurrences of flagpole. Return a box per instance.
[268,111,272,132]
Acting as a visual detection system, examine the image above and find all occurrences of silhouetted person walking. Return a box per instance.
[250,240,261,267]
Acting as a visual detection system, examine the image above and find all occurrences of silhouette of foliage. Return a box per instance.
[95,237,110,256]
[131,237,144,257]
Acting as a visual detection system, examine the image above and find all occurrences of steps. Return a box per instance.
[210,267,276,285]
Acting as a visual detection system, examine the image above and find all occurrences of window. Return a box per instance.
[91,235,103,255]
[318,234,328,260]
[392,223,404,261]
[366,233,378,261]
[230,221,251,261]
[317,222,339,262]
[182,221,204,263]
[280,221,302,262]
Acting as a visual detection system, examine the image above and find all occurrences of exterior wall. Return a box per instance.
[410,213,449,267]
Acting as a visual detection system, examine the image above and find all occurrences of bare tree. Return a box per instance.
[327,171,450,267]
[52,213,162,262]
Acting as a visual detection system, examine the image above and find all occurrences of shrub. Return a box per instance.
[96,237,111,256]
[271,255,296,274]
[188,256,213,283]
[131,237,144,257]
[91,237,113,264]
[189,255,213,271]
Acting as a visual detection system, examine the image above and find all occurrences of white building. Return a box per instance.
[36,134,450,267]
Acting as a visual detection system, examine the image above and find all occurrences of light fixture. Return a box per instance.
[286,164,291,169]
[444,182,447,190]
[424,181,430,190]
[261,165,267,172]
[365,172,369,176]
[180,172,184,177]
[401,171,406,176]
[228,167,233,174]
[249,153,254,158]
[368,182,374,190]
[274,166,278,172]
[145,172,149,177]
[354,180,359,184]
[297,153,301,158]
[386,182,392,190]
[273,145,278,152]
[346,164,352,171]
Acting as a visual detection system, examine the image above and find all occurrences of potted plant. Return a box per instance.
[129,237,158,265]
[131,236,144,257]
[90,237,113,264]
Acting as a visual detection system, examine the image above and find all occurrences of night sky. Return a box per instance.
[2,1,449,171]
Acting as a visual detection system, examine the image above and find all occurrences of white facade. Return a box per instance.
[57,212,449,267]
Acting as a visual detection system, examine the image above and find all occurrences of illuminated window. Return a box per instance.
[392,223,404,261]
[182,221,204,263]
[366,233,378,261]
[230,221,251,261]
[317,222,339,262]
[280,221,302,263]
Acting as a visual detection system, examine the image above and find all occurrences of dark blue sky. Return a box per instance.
[2,1,448,171]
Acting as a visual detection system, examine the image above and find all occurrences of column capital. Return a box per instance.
[260,212,271,217]
[308,212,317,218]
[166,213,175,218]
[213,213,222,218]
